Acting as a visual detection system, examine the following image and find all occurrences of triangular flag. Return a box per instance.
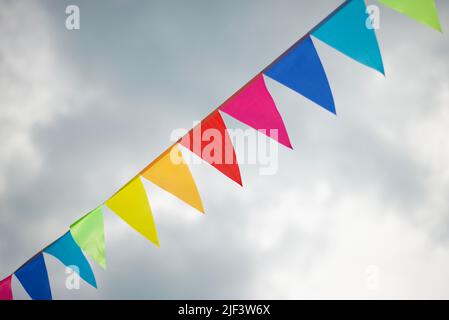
[219,74,293,148]
[106,177,159,246]
[70,206,106,269]
[141,145,205,213]
[312,0,384,74]
[180,111,242,186]
[378,0,442,32]
[264,36,335,114]
[44,232,97,288]
[0,275,13,300]
[14,253,52,300]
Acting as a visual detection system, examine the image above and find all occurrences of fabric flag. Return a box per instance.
[0,275,13,300]
[264,36,335,114]
[378,0,442,32]
[106,177,159,246]
[219,74,293,148]
[180,111,242,186]
[14,253,52,300]
[141,145,204,213]
[44,232,97,288]
[70,206,106,269]
[312,0,384,74]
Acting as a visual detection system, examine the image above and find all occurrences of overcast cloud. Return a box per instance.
[1,0,449,299]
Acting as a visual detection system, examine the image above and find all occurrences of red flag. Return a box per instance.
[181,111,242,186]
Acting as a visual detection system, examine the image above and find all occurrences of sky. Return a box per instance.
[1,0,449,299]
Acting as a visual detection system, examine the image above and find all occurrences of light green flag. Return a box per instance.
[70,206,106,269]
[378,0,442,32]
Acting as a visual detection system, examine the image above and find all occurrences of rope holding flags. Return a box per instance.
[0,0,444,299]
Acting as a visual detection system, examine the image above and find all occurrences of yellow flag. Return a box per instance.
[106,177,159,246]
[141,144,204,213]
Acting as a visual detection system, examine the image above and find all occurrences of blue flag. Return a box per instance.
[264,36,335,114]
[312,0,384,74]
[15,253,52,300]
[45,231,97,288]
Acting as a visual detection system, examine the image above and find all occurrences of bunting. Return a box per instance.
[312,0,384,74]
[70,206,106,269]
[264,36,335,114]
[44,232,97,288]
[378,0,442,32]
[0,0,444,299]
[14,253,52,300]
[106,177,159,246]
[180,111,242,186]
[141,145,205,213]
[0,275,13,300]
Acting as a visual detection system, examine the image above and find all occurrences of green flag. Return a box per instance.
[70,206,106,269]
[378,0,442,32]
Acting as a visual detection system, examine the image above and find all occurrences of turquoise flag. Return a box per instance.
[45,231,97,288]
[312,0,384,74]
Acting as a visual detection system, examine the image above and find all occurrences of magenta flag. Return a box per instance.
[0,275,13,300]
[220,74,292,149]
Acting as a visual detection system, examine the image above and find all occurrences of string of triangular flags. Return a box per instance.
[0,0,443,300]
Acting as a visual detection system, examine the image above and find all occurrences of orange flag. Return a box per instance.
[141,144,204,213]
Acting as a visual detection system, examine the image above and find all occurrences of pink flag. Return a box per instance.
[0,275,13,300]
[220,74,292,149]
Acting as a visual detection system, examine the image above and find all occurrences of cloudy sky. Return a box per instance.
[1,0,449,299]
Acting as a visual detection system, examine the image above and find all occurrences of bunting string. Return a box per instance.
[0,0,443,300]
